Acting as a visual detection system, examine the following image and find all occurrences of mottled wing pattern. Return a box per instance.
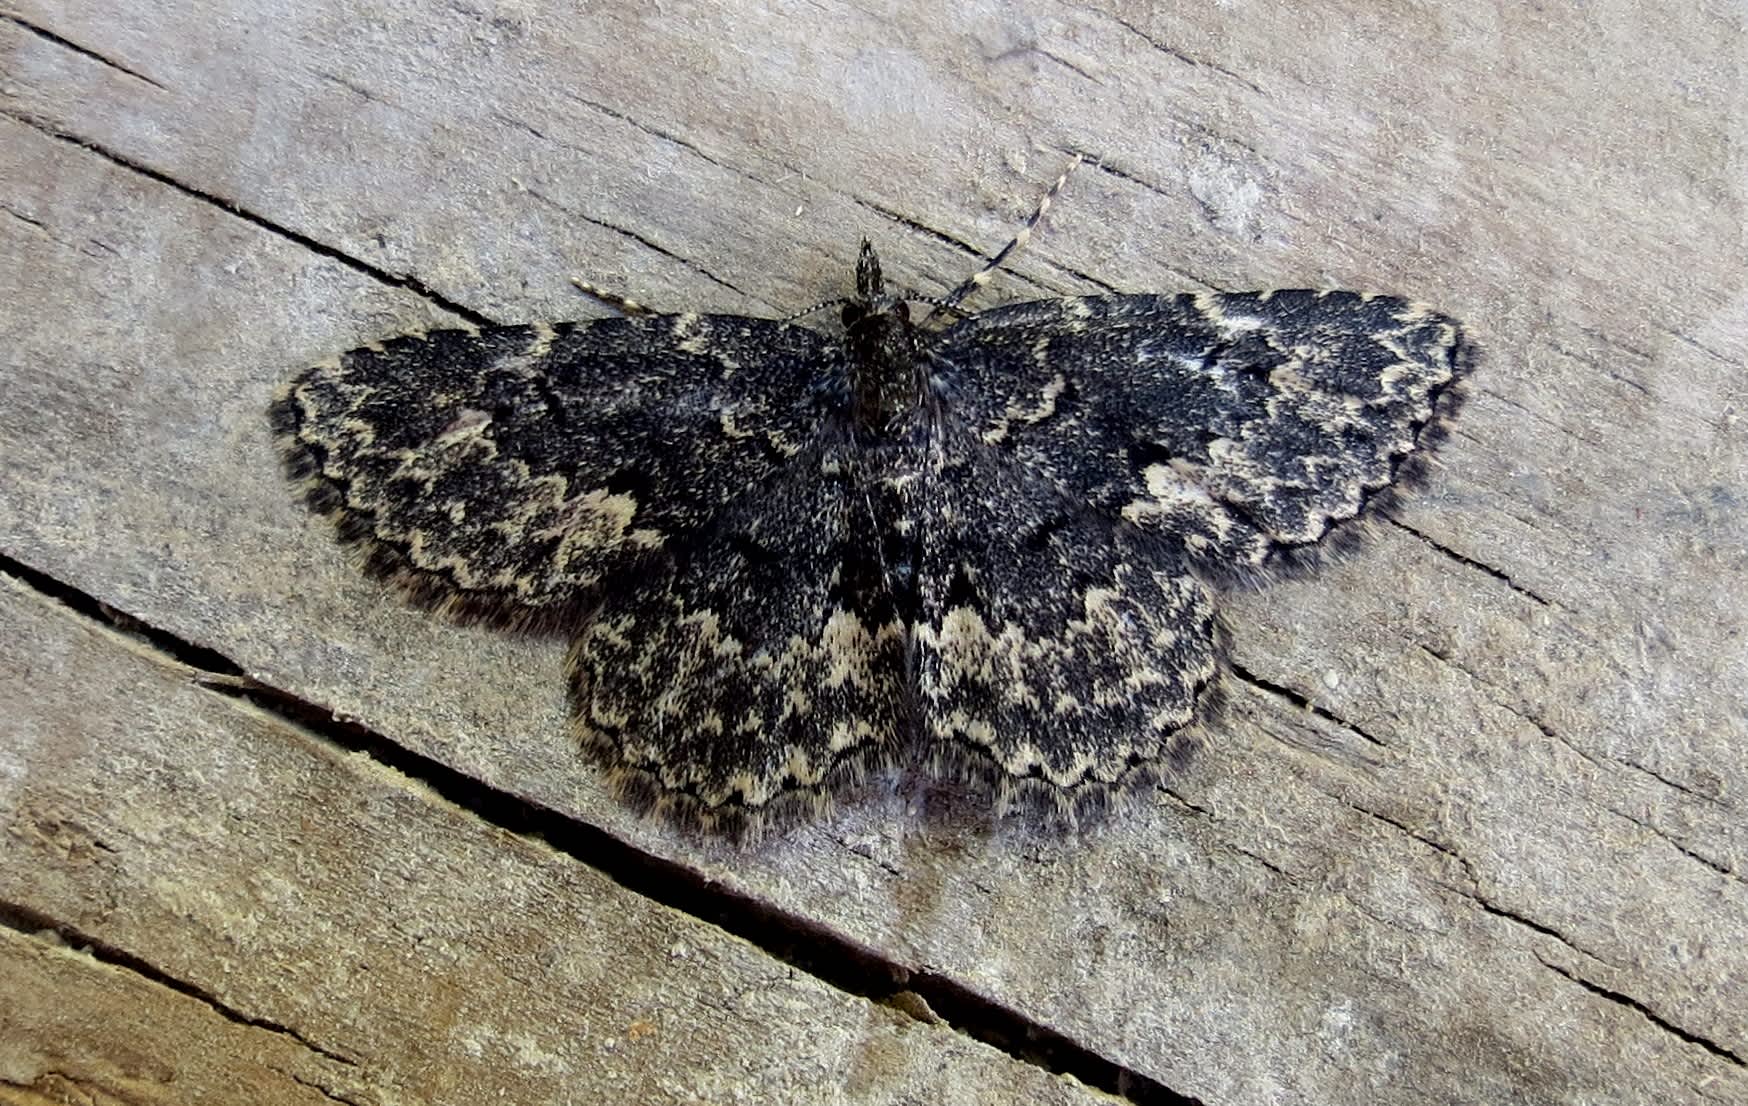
[272,245,1471,836]
[911,416,1219,818]
[567,433,910,833]
[270,316,834,627]
[927,291,1469,582]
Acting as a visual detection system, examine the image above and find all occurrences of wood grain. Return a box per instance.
[2,1,1744,1102]
[0,576,1108,1105]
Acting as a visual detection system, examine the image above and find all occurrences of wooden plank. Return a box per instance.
[2,1,1745,1102]
[0,927,362,1106]
[0,576,1108,1105]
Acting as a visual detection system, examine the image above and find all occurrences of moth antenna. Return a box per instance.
[783,297,850,322]
[922,154,1083,325]
[571,277,657,317]
[905,293,968,320]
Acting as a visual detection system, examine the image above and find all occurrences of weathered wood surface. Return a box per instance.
[2,1,1744,1103]
[0,578,1108,1105]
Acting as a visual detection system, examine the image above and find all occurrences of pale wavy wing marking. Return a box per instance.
[926,291,1468,575]
[270,315,839,619]
[567,437,911,833]
[910,424,1219,818]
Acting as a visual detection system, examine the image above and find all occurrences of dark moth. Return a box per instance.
[271,189,1469,837]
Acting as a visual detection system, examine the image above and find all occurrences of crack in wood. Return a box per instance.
[1228,659,1392,748]
[0,106,494,329]
[1535,953,1747,1068]
[1414,645,1743,886]
[850,194,1063,300]
[1651,320,1738,368]
[1,12,168,90]
[1418,640,1606,769]
[1383,514,1555,608]
[513,180,763,306]
[0,550,1200,1106]
[308,66,393,106]
[284,1068,372,1106]
[1159,788,1303,882]
[1475,382,1607,448]
[1461,891,1620,972]
[550,90,1075,303]
[1612,755,1729,807]
[0,200,47,230]
[1335,795,1479,888]
[1105,15,1265,96]
[1600,801,1744,885]
[1032,252,1123,294]
[988,43,1104,84]
[559,90,745,181]
[0,899,361,1069]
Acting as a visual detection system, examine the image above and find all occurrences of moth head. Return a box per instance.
[841,240,925,428]
[842,251,913,342]
[843,240,911,331]
[855,238,885,300]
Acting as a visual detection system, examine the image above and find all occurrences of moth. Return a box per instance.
[271,163,1469,836]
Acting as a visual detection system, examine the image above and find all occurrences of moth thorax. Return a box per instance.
[844,300,925,432]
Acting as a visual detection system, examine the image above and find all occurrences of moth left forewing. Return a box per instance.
[270,315,839,629]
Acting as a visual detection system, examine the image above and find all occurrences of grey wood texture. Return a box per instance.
[0,576,1111,1105]
[2,1,1744,1104]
